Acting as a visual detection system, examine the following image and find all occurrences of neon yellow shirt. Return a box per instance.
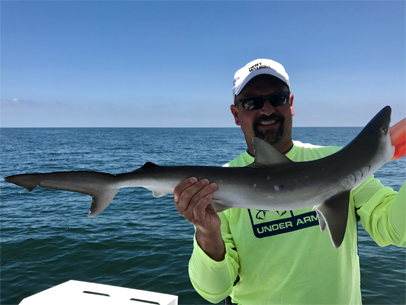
[188,141,406,304]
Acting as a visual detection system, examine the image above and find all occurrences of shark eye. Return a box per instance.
[380,127,387,134]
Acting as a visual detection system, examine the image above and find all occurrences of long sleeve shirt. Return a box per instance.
[188,141,406,304]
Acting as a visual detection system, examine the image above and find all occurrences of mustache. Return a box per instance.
[253,114,285,126]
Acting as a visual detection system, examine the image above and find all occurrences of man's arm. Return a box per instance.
[173,177,225,261]
[389,182,406,246]
[174,178,238,303]
[354,178,406,247]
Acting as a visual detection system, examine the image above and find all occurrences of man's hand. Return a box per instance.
[174,177,220,233]
[174,178,225,261]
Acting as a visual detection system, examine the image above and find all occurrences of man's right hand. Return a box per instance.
[174,178,225,261]
[174,177,220,233]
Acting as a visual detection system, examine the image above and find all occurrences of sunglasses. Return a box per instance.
[235,91,291,110]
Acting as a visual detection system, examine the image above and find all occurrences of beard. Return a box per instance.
[253,114,285,145]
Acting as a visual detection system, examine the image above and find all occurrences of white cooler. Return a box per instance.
[19,280,178,305]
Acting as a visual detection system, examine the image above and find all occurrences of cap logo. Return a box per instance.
[248,62,272,73]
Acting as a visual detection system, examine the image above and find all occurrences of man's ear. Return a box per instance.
[230,105,241,126]
[290,94,295,116]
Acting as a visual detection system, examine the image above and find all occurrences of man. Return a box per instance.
[174,59,405,304]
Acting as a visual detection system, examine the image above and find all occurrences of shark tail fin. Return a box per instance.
[88,187,119,217]
[5,171,119,217]
[4,174,41,191]
[313,190,350,249]
[390,117,406,160]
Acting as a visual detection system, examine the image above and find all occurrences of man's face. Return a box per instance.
[230,75,294,155]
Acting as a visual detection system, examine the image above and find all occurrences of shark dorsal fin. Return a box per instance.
[140,162,159,170]
[248,137,292,168]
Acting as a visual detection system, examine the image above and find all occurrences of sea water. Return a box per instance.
[1,128,405,304]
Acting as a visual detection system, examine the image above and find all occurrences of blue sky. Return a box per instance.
[1,1,405,127]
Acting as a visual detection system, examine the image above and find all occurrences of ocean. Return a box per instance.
[1,127,405,305]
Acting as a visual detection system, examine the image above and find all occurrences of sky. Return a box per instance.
[1,1,405,127]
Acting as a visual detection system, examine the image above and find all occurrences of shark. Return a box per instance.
[4,106,399,248]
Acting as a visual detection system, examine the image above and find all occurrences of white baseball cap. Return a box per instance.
[232,59,290,96]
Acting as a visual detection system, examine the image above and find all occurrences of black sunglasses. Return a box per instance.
[235,91,290,110]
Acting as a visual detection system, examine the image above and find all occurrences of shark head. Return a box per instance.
[353,106,394,166]
[311,106,394,248]
[361,105,391,138]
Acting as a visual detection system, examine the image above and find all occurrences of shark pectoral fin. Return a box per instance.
[247,137,293,168]
[314,210,326,233]
[88,188,119,217]
[390,117,406,160]
[313,190,350,249]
